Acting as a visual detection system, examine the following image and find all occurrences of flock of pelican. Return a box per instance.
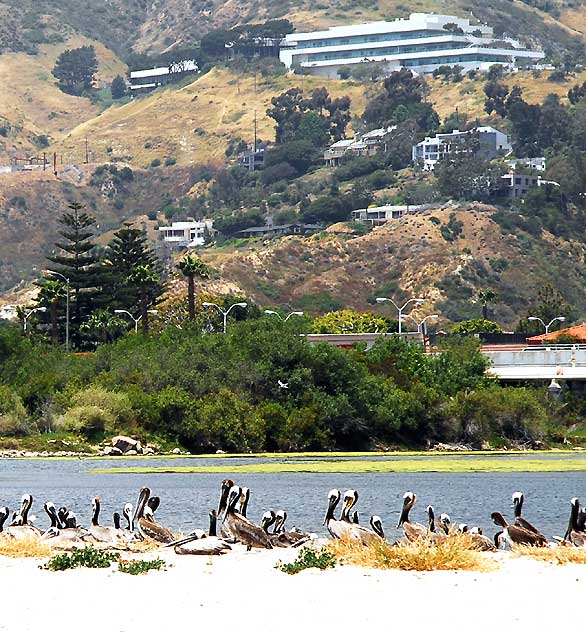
[1,482,586,555]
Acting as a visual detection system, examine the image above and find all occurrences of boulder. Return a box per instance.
[125,449,138,456]
[143,447,155,455]
[172,447,181,455]
[103,446,123,456]
[112,435,141,454]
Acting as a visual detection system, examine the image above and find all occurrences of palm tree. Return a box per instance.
[80,309,127,345]
[38,280,66,344]
[128,264,160,334]
[177,254,210,320]
[477,289,498,321]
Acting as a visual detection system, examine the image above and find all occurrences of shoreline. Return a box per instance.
[1,547,585,630]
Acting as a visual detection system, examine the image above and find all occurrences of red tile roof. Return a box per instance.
[527,323,586,344]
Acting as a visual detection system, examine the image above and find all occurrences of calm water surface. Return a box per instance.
[1,455,586,541]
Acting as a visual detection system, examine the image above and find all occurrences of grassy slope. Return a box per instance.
[51,67,368,168]
[0,37,126,162]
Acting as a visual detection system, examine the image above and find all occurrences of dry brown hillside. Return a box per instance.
[200,205,586,327]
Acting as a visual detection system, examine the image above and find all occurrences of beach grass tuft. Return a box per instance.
[118,558,166,575]
[512,544,586,565]
[329,534,498,572]
[42,546,120,571]
[0,536,52,558]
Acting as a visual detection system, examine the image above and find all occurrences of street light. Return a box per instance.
[115,309,159,334]
[44,270,70,352]
[264,310,304,322]
[528,316,565,334]
[202,301,247,333]
[22,307,46,333]
[407,313,439,335]
[376,296,425,334]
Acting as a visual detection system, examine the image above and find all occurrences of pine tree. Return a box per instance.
[47,202,104,348]
[103,224,164,315]
[111,75,126,99]
[52,46,98,96]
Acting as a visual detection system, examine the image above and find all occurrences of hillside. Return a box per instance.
[199,205,586,328]
[0,37,126,162]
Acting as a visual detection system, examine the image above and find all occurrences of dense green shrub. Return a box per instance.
[57,405,112,437]
[0,385,30,436]
[69,386,133,429]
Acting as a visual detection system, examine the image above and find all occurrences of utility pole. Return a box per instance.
[84,137,89,164]
[53,152,57,177]
[253,110,257,153]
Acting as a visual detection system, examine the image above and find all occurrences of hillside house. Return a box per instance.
[236,223,322,238]
[280,13,544,78]
[352,203,434,225]
[158,220,215,248]
[324,126,396,165]
[412,126,512,170]
[129,60,199,95]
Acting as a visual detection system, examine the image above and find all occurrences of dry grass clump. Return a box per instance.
[512,544,586,565]
[329,534,498,572]
[0,536,52,558]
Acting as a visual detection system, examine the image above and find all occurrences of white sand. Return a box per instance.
[1,547,583,630]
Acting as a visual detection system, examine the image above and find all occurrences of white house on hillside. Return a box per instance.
[412,126,512,170]
[324,126,396,165]
[158,220,215,248]
[129,60,199,95]
[280,13,544,78]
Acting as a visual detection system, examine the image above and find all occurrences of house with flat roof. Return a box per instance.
[236,223,322,238]
[412,126,512,170]
[352,203,434,225]
[280,13,544,78]
[129,60,198,95]
[324,126,396,165]
[158,220,214,248]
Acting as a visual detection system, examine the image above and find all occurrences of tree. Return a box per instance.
[36,280,66,344]
[111,75,126,99]
[80,310,127,346]
[476,289,498,320]
[177,254,210,320]
[128,265,161,335]
[450,319,503,335]
[103,224,163,312]
[52,46,98,96]
[484,81,509,117]
[311,310,391,334]
[46,202,104,348]
[537,93,570,150]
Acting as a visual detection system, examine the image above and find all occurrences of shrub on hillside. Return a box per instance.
[57,405,112,437]
[0,385,31,436]
[69,386,134,430]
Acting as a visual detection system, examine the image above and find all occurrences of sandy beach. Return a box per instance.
[1,546,584,631]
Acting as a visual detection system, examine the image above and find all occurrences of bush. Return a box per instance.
[69,386,134,430]
[150,158,161,168]
[0,385,30,436]
[57,405,112,437]
[450,320,503,335]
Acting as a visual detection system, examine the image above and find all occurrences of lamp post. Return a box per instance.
[202,301,247,333]
[115,309,158,334]
[376,296,425,334]
[44,270,70,352]
[22,307,47,333]
[528,316,565,334]
[407,314,439,335]
[264,310,304,322]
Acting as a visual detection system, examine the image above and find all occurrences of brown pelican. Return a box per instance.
[40,503,90,546]
[89,497,127,545]
[467,526,497,551]
[274,510,310,547]
[0,506,9,534]
[171,510,232,555]
[6,495,41,539]
[512,492,546,539]
[370,515,385,539]
[133,487,174,544]
[218,479,236,540]
[224,485,272,550]
[563,498,586,546]
[325,490,380,546]
[491,512,547,547]
[397,493,427,541]
[261,510,277,534]
[239,488,250,518]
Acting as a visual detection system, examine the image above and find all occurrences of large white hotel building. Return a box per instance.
[279,13,544,77]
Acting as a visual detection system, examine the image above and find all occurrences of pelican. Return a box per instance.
[397,492,427,541]
[261,510,277,534]
[564,498,586,546]
[274,510,311,547]
[239,488,250,517]
[466,526,496,551]
[89,497,127,545]
[491,512,547,547]
[218,479,236,540]
[0,506,9,535]
[224,485,272,550]
[172,510,232,555]
[324,489,353,540]
[133,487,175,544]
[370,515,385,539]
[5,495,41,539]
[40,504,90,546]
[512,491,546,539]
[325,490,380,545]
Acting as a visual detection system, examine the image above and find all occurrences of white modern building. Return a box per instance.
[129,60,198,95]
[158,220,215,248]
[352,203,434,225]
[412,126,512,170]
[324,126,396,165]
[280,13,544,78]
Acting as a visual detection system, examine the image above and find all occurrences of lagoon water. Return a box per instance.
[2,454,586,540]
